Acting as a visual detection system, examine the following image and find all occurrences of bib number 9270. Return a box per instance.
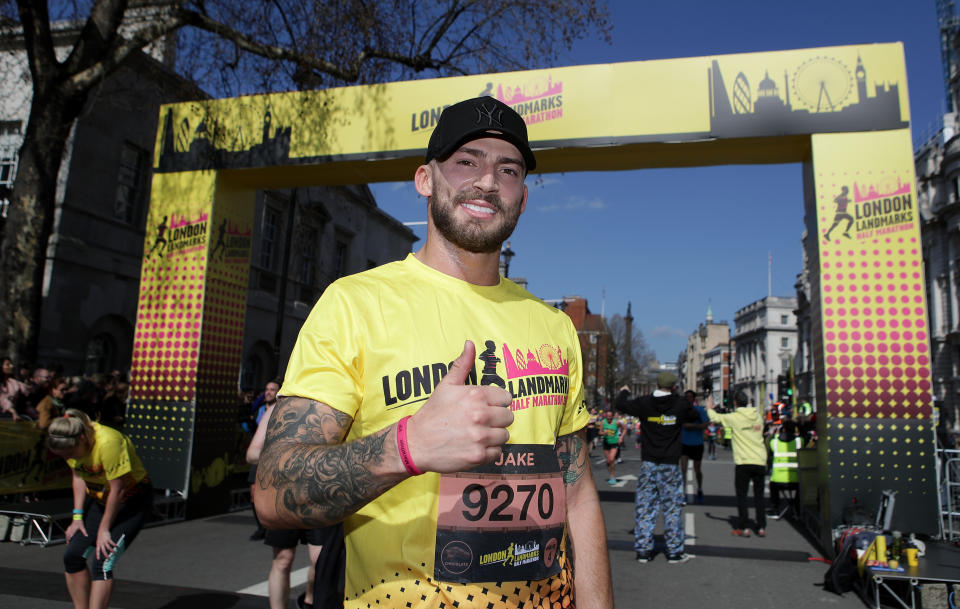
[461,482,554,522]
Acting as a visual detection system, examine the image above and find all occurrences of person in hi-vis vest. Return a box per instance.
[768,420,802,520]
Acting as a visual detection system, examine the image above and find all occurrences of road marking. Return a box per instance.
[237,565,311,596]
[685,512,696,546]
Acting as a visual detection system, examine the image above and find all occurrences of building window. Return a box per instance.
[781,337,789,348]
[297,226,317,284]
[334,239,349,278]
[84,333,116,376]
[0,121,20,136]
[0,146,17,187]
[296,226,318,302]
[114,142,145,224]
[260,206,281,270]
[781,314,788,325]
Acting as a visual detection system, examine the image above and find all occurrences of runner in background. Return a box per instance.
[601,409,626,484]
[679,390,709,504]
[48,409,152,609]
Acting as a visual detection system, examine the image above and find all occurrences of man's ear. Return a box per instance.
[520,184,528,214]
[414,164,433,198]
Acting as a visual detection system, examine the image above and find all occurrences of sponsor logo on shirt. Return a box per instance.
[381,339,570,412]
[646,414,678,425]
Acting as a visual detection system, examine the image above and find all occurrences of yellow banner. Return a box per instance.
[0,421,71,493]
[811,129,929,420]
[153,43,909,173]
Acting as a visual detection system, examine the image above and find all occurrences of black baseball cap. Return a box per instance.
[425,96,536,172]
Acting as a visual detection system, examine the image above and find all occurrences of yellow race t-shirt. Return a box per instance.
[282,254,588,609]
[67,422,149,504]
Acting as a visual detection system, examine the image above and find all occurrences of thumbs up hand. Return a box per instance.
[404,340,514,473]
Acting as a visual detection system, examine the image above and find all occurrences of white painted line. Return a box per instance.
[237,565,311,596]
[685,512,696,546]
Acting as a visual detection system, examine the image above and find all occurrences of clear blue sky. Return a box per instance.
[370,0,944,364]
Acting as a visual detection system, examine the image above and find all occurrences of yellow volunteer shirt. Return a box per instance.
[706,407,767,466]
[282,254,588,609]
[67,422,149,504]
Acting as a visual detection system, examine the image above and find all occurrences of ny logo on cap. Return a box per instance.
[474,103,503,128]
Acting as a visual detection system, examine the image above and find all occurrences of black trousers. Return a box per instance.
[769,481,799,513]
[734,464,766,530]
[312,523,345,609]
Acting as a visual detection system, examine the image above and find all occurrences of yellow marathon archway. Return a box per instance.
[130,43,937,542]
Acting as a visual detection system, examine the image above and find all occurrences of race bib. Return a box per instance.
[434,444,565,583]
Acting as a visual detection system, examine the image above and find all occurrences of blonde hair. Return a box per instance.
[47,408,95,452]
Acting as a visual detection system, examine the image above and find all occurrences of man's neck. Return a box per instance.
[415,239,501,286]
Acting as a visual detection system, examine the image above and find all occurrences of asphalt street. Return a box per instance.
[0,441,869,609]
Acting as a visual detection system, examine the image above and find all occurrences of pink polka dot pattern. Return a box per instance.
[130,252,207,403]
[127,209,254,446]
[818,237,932,419]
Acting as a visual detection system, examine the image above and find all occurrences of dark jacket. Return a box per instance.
[615,390,701,464]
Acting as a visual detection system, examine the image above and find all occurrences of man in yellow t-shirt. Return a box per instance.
[254,96,612,609]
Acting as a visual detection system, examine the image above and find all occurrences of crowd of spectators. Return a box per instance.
[0,357,128,430]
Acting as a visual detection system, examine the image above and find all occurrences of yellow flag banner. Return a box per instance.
[0,421,71,494]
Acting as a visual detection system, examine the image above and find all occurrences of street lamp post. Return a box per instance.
[500,241,515,278]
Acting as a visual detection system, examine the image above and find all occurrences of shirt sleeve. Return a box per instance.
[706,409,725,424]
[279,282,364,418]
[557,316,589,436]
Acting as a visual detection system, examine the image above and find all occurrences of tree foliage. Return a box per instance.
[0,0,610,362]
[607,313,655,388]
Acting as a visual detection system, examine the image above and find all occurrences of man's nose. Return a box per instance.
[471,166,499,192]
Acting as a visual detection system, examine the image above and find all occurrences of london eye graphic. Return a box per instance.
[792,57,854,113]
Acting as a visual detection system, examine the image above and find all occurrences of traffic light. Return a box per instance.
[777,374,789,402]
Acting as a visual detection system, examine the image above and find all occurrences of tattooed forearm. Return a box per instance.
[556,430,588,485]
[256,396,406,528]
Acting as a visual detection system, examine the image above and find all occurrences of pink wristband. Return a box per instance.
[396,416,423,476]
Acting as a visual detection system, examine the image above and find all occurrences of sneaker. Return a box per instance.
[249,527,266,541]
[636,551,655,563]
[607,478,618,485]
[757,528,766,537]
[731,529,751,537]
[667,552,694,563]
[679,496,687,506]
[296,592,314,609]
[696,490,704,504]
[616,458,624,464]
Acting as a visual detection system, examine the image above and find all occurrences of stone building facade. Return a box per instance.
[732,296,798,409]
[913,27,960,434]
[682,306,730,394]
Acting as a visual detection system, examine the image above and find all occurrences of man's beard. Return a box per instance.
[431,189,522,254]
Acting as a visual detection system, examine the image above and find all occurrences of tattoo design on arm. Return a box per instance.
[257,396,405,528]
[556,430,588,486]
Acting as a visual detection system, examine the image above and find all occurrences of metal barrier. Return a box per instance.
[940,448,960,540]
[0,490,187,547]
